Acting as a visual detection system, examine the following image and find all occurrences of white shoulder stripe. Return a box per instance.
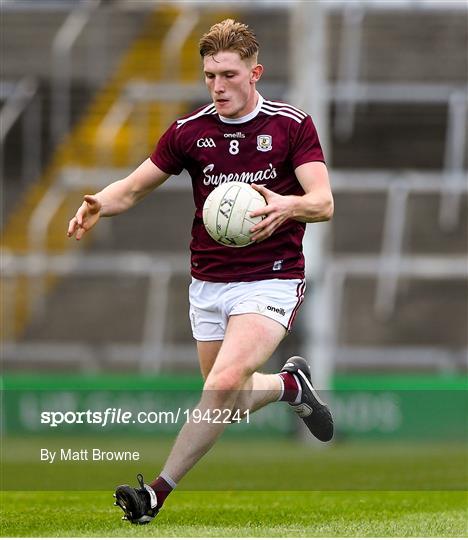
[261,104,305,123]
[263,99,307,117]
[176,104,216,128]
[263,99,307,118]
[260,107,304,124]
[262,103,307,121]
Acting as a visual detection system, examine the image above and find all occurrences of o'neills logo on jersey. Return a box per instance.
[224,132,245,139]
[202,163,277,186]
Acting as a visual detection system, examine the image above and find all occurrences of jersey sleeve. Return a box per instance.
[150,121,185,175]
[290,115,325,169]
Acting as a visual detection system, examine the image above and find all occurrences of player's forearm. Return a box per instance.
[292,162,333,223]
[94,159,170,217]
[94,178,153,217]
[92,180,136,216]
[290,190,334,223]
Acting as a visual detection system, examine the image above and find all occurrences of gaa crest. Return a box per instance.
[257,134,272,152]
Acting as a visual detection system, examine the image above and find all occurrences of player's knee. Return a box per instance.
[203,366,246,394]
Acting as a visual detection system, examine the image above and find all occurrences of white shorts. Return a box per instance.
[189,277,306,341]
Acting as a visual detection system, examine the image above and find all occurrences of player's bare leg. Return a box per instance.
[161,313,286,483]
[197,337,284,413]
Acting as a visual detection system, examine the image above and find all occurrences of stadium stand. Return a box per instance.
[1,1,466,376]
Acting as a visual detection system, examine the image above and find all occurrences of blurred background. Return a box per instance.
[1,0,467,461]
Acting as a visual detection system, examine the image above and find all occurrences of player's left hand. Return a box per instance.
[249,184,297,242]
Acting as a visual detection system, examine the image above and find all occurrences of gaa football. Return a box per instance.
[202,182,267,247]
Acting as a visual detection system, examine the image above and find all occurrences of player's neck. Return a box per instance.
[219,92,263,124]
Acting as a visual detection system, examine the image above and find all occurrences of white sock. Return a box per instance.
[160,471,177,489]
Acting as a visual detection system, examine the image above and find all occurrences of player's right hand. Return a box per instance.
[67,194,102,240]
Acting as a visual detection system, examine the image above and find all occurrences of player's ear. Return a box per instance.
[251,64,263,83]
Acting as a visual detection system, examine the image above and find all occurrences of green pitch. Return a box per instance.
[1,438,467,536]
[1,490,466,537]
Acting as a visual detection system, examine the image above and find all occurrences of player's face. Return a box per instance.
[203,51,263,118]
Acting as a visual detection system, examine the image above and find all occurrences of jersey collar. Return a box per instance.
[218,93,263,124]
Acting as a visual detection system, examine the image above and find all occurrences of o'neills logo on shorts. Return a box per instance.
[267,305,286,316]
[202,163,277,185]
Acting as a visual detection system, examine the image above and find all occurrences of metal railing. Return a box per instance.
[97,6,201,164]
[334,3,364,141]
[161,7,200,80]
[51,0,101,144]
[0,77,41,185]
[331,171,468,319]
[316,253,468,380]
[333,2,467,230]
[440,91,467,232]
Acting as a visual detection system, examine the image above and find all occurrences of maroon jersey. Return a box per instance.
[150,94,325,282]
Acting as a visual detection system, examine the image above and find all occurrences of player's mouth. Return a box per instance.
[216,98,229,106]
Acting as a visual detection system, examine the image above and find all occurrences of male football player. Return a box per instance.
[68,19,334,524]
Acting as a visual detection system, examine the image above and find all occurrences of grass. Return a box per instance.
[1,490,467,537]
[1,437,467,536]
[2,437,467,490]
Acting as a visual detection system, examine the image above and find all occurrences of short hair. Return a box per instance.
[199,19,259,62]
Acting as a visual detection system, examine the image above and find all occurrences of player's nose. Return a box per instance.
[213,77,225,93]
